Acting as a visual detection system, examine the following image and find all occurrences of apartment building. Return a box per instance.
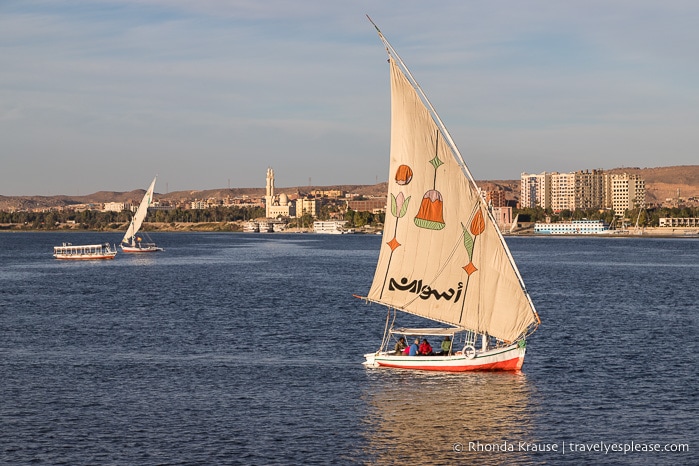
[520,172,551,209]
[296,197,318,218]
[574,169,605,210]
[484,189,507,208]
[550,172,576,212]
[521,169,645,214]
[605,173,645,212]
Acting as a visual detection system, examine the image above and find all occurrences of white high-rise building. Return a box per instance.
[550,172,575,212]
[606,173,645,213]
[520,172,551,209]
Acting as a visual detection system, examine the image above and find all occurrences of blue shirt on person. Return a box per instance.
[409,342,419,356]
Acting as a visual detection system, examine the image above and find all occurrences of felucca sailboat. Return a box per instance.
[360,19,540,371]
[121,176,163,253]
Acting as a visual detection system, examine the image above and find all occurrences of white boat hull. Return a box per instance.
[363,342,525,372]
[54,253,116,260]
[120,244,163,253]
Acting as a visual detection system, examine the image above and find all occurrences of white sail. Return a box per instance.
[122,176,157,246]
[366,36,539,344]
[510,213,520,234]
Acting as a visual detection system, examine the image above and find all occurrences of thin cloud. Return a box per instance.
[1,1,698,195]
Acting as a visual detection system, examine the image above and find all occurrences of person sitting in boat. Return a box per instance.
[439,336,452,356]
[408,338,420,356]
[419,338,433,356]
[393,337,407,355]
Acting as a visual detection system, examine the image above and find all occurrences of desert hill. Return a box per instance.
[1,166,697,211]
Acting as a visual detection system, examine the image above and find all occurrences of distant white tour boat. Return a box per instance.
[54,242,117,260]
[534,219,610,235]
[121,176,163,252]
[258,220,274,233]
[313,221,347,234]
[243,221,259,233]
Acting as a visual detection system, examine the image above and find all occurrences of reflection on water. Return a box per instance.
[361,370,539,464]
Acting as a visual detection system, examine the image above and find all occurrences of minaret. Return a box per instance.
[270,168,275,198]
[265,167,275,218]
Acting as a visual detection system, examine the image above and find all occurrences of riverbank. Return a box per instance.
[2,222,696,237]
[0,221,236,232]
[0,222,383,234]
[510,226,699,237]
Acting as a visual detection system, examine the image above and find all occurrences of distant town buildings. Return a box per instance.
[190,200,208,210]
[491,206,513,231]
[264,167,322,219]
[485,190,507,208]
[521,170,645,213]
[104,202,129,212]
[310,189,344,198]
[658,217,699,227]
[347,198,387,214]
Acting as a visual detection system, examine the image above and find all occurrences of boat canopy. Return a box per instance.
[391,327,462,336]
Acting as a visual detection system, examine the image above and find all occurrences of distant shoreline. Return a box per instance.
[0,222,385,235]
[2,224,696,238]
[510,227,699,238]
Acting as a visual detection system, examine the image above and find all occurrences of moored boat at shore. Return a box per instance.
[313,220,347,234]
[54,242,117,260]
[534,219,610,235]
[243,221,259,232]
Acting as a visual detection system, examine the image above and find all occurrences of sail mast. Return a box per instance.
[367,17,540,331]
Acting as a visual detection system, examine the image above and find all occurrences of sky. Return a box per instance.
[1,1,698,196]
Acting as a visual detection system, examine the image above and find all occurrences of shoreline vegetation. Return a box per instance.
[0,206,385,233]
[0,221,329,233]
[1,204,697,237]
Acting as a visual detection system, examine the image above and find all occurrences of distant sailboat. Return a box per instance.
[121,176,163,253]
[359,19,540,371]
[509,213,520,234]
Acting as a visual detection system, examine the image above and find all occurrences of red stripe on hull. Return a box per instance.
[371,345,526,372]
[377,355,523,372]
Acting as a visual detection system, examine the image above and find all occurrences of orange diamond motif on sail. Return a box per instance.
[463,262,478,276]
[387,237,401,251]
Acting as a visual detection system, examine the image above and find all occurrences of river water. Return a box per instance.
[1,232,697,464]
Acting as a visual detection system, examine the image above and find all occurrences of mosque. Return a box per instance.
[265,167,296,218]
[265,167,319,219]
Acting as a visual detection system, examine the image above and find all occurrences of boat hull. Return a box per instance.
[363,343,525,372]
[54,254,116,260]
[120,244,163,253]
